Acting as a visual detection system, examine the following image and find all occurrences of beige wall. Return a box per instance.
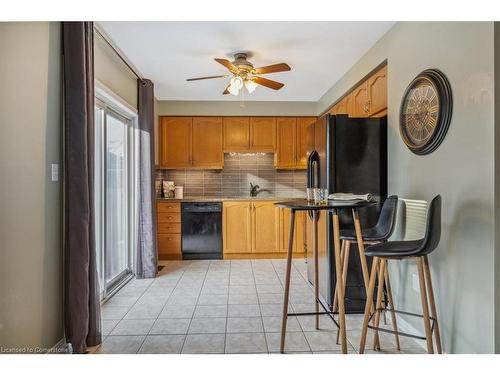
[94,32,137,109]
[319,22,495,353]
[495,22,500,354]
[156,100,317,116]
[0,22,63,349]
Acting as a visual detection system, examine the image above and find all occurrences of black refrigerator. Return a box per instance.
[306,114,387,312]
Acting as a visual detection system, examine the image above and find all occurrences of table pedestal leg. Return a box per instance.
[332,209,347,354]
[280,209,295,353]
[313,211,319,329]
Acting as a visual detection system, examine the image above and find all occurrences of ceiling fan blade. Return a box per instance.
[253,63,291,75]
[214,58,238,73]
[223,84,230,95]
[186,75,227,81]
[251,76,284,90]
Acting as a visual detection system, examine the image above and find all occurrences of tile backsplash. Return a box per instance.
[156,153,306,198]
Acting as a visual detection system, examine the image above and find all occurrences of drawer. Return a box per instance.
[157,223,181,234]
[158,212,181,223]
[158,234,181,254]
[157,202,181,213]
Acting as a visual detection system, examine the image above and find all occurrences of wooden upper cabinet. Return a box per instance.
[336,95,352,116]
[223,201,252,253]
[368,65,387,117]
[351,81,370,118]
[296,117,316,169]
[223,117,250,152]
[275,117,297,169]
[160,117,192,168]
[252,202,278,253]
[192,117,223,169]
[250,117,276,152]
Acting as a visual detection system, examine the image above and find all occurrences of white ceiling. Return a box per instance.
[98,22,394,102]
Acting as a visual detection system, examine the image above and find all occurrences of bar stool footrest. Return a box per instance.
[366,308,437,341]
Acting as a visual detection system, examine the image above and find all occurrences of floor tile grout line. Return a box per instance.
[106,273,162,351]
[180,261,210,353]
[103,273,158,340]
[251,259,269,354]
[137,261,191,353]
[271,258,313,353]
[223,260,232,353]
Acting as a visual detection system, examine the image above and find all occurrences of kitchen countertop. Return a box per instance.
[157,196,304,202]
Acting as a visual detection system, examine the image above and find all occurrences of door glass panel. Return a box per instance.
[105,112,128,285]
[94,106,104,297]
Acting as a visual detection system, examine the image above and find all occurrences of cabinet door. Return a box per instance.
[295,211,306,255]
[250,117,276,152]
[279,208,305,254]
[305,211,328,259]
[223,201,252,253]
[351,81,370,118]
[329,103,338,115]
[368,65,387,117]
[252,201,278,253]
[275,117,296,169]
[160,117,192,168]
[296,117,316,169]
[335,95,352,116]
[192,117,223,168]
[223,117,250,151]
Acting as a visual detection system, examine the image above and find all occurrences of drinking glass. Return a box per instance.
[306,188,315,202]
[316,188,329,205]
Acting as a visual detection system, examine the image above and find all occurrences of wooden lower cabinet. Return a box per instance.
[157,202,182,260]
[223,201,252,254]
[223,200,306,259]
[305,210,328,260]
[278,208,306,254]
[252,201,278,253]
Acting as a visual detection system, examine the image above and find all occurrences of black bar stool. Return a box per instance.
[359,195,443,354]
[333,195,400,349]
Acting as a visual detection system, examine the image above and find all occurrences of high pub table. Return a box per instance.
[275,199,374,354]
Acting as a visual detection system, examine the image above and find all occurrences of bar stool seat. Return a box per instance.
[359,195,443,354]
[364,239,424,257]
[340,227,391,242]
[340,195,399,242]
[333,196,400,348]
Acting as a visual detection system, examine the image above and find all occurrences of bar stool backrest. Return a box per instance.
[420,195,442,255]
[373,195,399,241]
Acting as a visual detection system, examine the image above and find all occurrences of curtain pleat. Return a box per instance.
[136,79,158,279]
[62,21,102,353]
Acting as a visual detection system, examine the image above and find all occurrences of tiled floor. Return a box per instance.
[97,259,425,354]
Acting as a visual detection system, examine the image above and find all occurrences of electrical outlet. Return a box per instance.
[51,163,59,182]
[412,273,419,292]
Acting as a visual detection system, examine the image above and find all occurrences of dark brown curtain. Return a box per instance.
[136,79,158,278]
[62,21,101,353]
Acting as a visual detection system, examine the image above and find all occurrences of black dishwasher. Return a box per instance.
[181,202,222,260]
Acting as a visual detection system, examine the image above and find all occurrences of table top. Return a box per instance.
[275,198,375,210]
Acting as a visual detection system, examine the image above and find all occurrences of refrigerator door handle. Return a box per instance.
[307,150,319,188]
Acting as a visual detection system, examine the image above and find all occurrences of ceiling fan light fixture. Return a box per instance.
[245,79,257,94]
[228,84,239,96]
[230,76,243,90]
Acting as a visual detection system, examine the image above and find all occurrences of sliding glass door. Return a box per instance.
[95,98,137,299]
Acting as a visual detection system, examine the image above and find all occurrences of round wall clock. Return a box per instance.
[399,69,452,155]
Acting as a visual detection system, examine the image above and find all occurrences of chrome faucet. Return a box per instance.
[250,182,261,197]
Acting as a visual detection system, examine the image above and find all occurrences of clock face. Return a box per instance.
[399,70,452,155]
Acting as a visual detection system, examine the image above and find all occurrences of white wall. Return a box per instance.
[319,22,495,353]
[94,32,137,109]
[156,100,317,116]
[0,22,63,349]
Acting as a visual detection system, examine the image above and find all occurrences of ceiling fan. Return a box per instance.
[186,53,291,96]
